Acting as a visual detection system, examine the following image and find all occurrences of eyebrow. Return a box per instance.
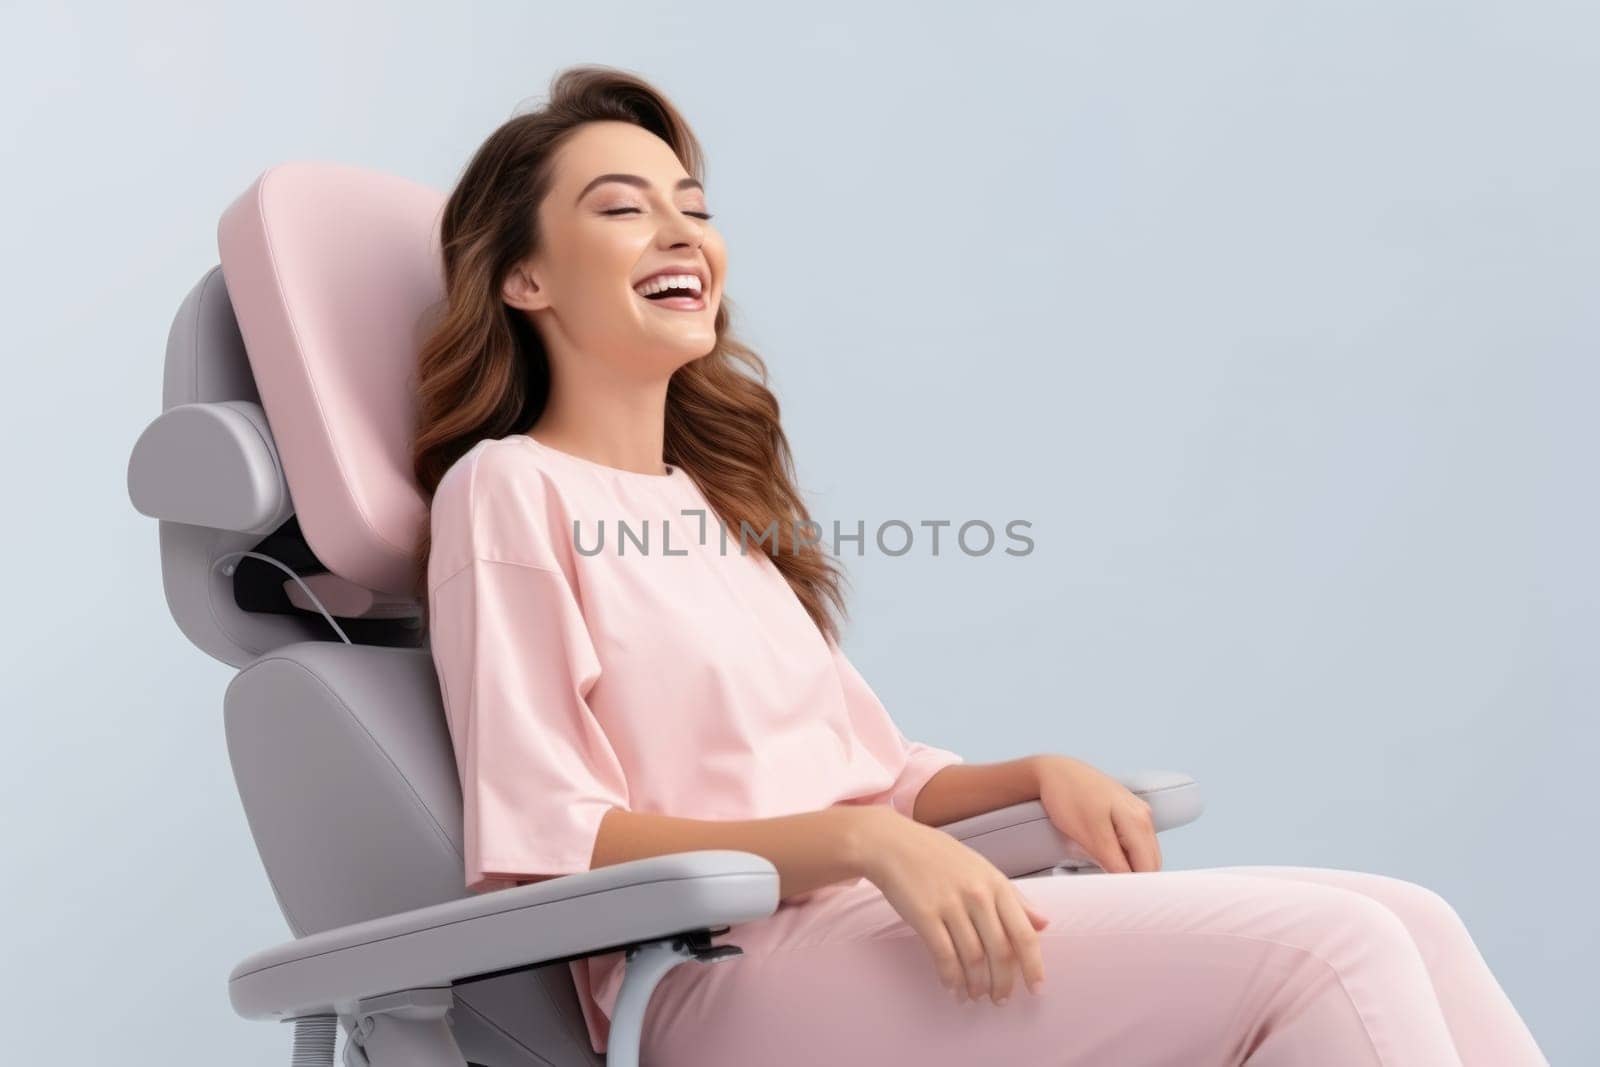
[575,173,705,205]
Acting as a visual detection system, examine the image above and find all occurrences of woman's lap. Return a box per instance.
[638,867,1476,1066]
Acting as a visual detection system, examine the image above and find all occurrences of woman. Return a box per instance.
[411,65,1546,1065]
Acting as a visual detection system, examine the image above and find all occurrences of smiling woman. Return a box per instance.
[406,64,1549,1067]
[409,70,849,629]
[409,65,867,1056]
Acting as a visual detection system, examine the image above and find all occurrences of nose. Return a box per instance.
[657,207,703,250]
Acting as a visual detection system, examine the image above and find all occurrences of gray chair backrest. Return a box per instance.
[127,163,606,1065]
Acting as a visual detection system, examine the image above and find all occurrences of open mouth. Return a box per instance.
[634,285,706,311]
[633,271,708,311]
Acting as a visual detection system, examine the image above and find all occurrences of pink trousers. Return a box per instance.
[639,865,1548,1066]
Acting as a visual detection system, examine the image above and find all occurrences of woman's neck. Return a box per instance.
[528,380,672,477]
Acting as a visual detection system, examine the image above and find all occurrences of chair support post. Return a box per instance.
[607,930,746,1067]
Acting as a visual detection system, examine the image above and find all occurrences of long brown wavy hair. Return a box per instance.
[411,65,847,643]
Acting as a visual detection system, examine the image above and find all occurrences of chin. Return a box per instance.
[650,325,719,361]
[623,338,711,377]
[665,340,718,371]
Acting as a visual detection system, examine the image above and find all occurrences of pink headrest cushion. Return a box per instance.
[218,161,447,595]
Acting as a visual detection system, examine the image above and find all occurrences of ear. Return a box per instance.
[502,260,550,312]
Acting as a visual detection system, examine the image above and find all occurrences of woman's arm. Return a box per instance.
[581,757,1046,900]
[917,753,1165,874]
[905,756,1043,827]
[509,758,1058,902]
[516,805,880,903]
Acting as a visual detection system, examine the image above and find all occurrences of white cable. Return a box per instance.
[214,550,354,645]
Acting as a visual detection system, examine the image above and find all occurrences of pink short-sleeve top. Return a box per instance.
[425,432,964,1054]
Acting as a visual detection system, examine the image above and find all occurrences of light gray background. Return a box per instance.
[3,1,1592,1062]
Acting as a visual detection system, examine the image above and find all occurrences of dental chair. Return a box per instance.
[125,161,1206,1067]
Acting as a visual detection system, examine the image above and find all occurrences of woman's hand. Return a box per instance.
[850,806,1052,1004]
[1033,755,1162,873]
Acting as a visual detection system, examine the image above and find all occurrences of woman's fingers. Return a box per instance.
[965,889,1018,1003]
[936,892,1052,1003]
[914,909,965,995]
[998,887,1047,995]
[1087,810,1134,873]
[943,907,990,1000]
[1112,801,1162,872]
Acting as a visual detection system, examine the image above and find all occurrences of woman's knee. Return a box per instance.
[1328,886,1420,942]
[1211,865,1471,948]
[1327,869,1471,945]
[1235,877,1424,968]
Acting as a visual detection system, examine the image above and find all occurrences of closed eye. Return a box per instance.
[602,207,714,219]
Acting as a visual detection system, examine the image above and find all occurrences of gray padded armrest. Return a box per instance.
[229,850,779,1021]
[938,770,1204,876]
[231,772,1202,1020]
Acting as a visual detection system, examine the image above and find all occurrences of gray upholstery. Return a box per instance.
[128,266,360,671]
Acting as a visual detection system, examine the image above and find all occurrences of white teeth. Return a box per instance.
[633,273,704,297]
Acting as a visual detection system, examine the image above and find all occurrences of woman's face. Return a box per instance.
[505,120,726,380]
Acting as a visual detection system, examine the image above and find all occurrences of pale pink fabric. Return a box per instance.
[639,866,1549,1065]
[425,433,964,1054]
